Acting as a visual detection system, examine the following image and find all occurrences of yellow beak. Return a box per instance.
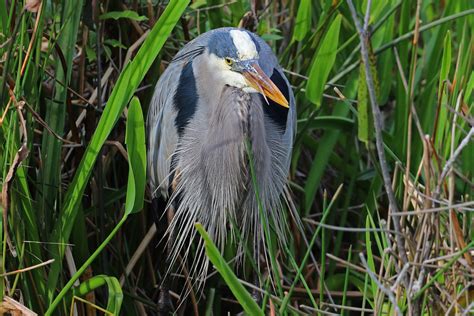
[241,63,289,108]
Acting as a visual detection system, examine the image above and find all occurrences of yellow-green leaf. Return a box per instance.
[292,0,312,42]
[125,97,146,215]
[100,10,148,21]
[73,275,123,315]
[306,14,342,107]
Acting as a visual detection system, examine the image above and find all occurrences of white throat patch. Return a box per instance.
[230,30,258,60]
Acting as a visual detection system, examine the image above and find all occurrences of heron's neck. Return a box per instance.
[194,63,224,108]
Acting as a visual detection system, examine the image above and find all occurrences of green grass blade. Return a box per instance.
[306,14,341,107]
[292,0,312,42]
[100,10,148,21]
[125,97,146,215]
[72,275,123,315]
[195,223,264,316]
[341,245,352,315]
[364,216,377,303]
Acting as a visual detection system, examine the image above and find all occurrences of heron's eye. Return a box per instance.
[225,57,233,66]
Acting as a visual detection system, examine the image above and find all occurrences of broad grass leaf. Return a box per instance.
[73,275,123,315]
[100,10,148,21]
[292,0,312,42]
[306,14,341,107]
[377,11,395,105]
[125,97,146,215]
[104,39,127,49]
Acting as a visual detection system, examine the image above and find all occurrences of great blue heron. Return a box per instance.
[147,27,296,310]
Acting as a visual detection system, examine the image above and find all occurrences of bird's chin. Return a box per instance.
[242,86,259,94]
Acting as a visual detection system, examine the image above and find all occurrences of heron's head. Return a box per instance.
[204,29,289,108]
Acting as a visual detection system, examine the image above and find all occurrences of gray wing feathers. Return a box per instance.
[147,63,179,198]
[147,36,213,198]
